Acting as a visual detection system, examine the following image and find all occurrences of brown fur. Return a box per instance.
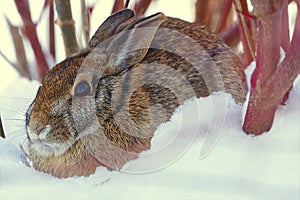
[26,9,247,178]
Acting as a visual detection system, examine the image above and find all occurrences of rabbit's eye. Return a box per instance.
[74,81,91,96]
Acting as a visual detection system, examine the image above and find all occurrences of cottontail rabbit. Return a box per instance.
[26,9,247,178]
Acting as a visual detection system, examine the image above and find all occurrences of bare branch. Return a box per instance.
[134,0,152,16]
[215,0,234,33]
[14,0,49,80]
[195,0,211,26]
[0,116,5,139]
[234,0,255,65]
[49,0,56,59]
[81,0,90,47]
[220,23,240,47]
[54,0,78,56]
[266,0,300,92]
[112,0,124,13]
[0,51,17,71]
[281,0,290,51]
[243,0,299,135]
[7,18,31,79]
[125,0,130,8]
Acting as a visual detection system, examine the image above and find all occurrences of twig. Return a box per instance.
[49,0,56,59]
[134,0,152,16]
[234,0,255,65]
[215,0,234,33]
[281,0,290,52]
[0,116,5,138]
[14,0,49,80]
[195,0,210,25]
[81,0,90,47]
[267,0,300,90]
[112,0,124,13]
[125,0,130,8]
[0,51,18,73]
[7,18,31,80]
[220,23,240,47]
[242,0,299,135]
[54,0,78,56]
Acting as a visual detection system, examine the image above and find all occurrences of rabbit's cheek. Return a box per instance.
[28,117,76,157]
[29,128,75,157]
[27,125,56,156]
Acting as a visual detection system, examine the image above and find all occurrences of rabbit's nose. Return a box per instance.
[27,125,52,142]
[36,125,52,139]
[36,126,45,135]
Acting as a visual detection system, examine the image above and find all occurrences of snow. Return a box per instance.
[1,73,299,199]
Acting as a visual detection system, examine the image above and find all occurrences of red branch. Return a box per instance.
[49,0,55,59]
[234,0,255,66]
[281,0,290,51]
[215,0,234,33]
[267,0,300,92]
[195,0,210,25]
[14,0,49,79]
[220,23,240,47]
[134,0,152,16]
[112,0,124,13]
[243,0,300,135]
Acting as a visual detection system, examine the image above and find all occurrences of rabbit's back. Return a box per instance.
[105,16,247,148]
[133,17,247,107]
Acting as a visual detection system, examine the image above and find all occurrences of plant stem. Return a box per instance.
[125,0,130,8]
[281,0,290,52]
[195,0,211,25]
[49,0,56,59]
[7,18,31,80]
[234,0,255,65]
[243,0,300,135]
[14,0,49,80]
[134,0,152,16]
[215,0,234,33]
[54,0,78,56]
[81,0,90,47]
[0,116,5,139]
[112,0,124,13]
[220,23,240,47]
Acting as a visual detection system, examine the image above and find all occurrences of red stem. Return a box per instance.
[215,0,233,33]
[112,0,124,13]
[49,0,56,59]
[220,23,240,47]
[233,0,255,66]
[281,0,290,51]
[14,0,49,80]
[243,0,300,135]
[195,0,210,25]
[266,0,300,93]
[134,0,152,16]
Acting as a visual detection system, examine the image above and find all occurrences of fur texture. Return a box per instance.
[26,9,247,178]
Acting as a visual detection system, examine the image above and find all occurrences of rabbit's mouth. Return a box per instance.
[27,125,73,157]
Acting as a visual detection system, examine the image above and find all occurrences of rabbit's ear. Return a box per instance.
[89,9,135,49]
[104,12,166,75]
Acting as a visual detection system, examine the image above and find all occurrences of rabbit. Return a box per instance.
[25,9,247,178]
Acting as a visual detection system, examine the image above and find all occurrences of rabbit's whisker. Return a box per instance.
[0,95,33,100]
